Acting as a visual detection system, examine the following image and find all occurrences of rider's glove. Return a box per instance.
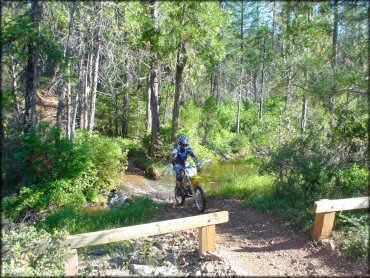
[196,163,201,172]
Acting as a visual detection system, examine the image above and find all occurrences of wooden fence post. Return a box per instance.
[313,212,336,240]
[313,197,370,240]
[198,225,216,255]
[65,248,78,276]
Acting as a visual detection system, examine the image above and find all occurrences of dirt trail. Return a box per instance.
[119,173,369,277]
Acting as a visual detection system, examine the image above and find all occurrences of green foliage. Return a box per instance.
[242,193,314,231]
[3,125,128,219]
[39,197,161,235]
[262,135,368,201]
[335,212,369,260]
[245,132,368,232]
[1,219,70,277]
[178,98,250,160]
[332,164,369,197]
[340,227,369,260]
[144,125,174,161]
[207,174,274,200]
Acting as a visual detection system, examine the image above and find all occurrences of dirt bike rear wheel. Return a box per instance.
[175,185,185,206]
[193,186,206,213]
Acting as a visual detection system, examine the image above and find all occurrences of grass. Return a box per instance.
[202,169,316,231]
[205,173,275,200]
[38,197,163,235]
[334,211,369,261]
[242,193,314,231]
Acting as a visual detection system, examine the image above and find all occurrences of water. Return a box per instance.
[84,156,263,212]
[198,156,262,190]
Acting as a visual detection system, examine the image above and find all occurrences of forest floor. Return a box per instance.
[114,173,369,277]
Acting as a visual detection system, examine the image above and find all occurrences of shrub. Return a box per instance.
[332,164,369,197]
[40,197,161,235]
[1,219,70,276]
[230,134,250,154]
[263,135,368,201]
[3,126,128,219]
[249,133,369,232]
[340,227,369,260]
[335,212,369,260]
[144,125,174,161]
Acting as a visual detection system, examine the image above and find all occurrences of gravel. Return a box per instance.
[78,229,238,277]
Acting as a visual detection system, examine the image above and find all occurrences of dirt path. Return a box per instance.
[119,173,369,277]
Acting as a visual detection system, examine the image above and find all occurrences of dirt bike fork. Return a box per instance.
[186,176,196,196]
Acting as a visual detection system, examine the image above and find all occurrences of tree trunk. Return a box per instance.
[259,95,264,122]
[66,80,71,138]
[301,4,311,134]
[121,7,130,138]
[237,0,245,134]
[301,95,307,134]
[76,29,85,131]
[236,93,241,133]
[82,51,93,129]
[114,92,118,136]
[10,55,21,125]
[216,0,223,104]
[70,94,79,141]
[253,70,258,102]
[24,0,42,133]
[150,60,160,154]
[65,1,77,139]
[122,57,130,137]
[285,67,292,111]
[88,3,103,132]
[272,1,276,49]
[171,41,187,143]
[149,0,160,155]
[284,5,292,112]
[213,70,219,99]
[146,75,152,134]
[56,86,66,130]
[162,88,169,125]
[259,36,266,122]
[332,0,339,68]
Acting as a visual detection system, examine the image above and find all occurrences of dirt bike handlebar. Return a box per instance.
[163,160,212,175]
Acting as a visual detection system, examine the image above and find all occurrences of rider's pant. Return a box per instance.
[172,165,184,183]
[176,170,183,182]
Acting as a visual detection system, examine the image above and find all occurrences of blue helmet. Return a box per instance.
[178,135,189,146]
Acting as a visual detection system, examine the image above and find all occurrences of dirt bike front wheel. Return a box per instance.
[193,186,206,213]
[175,185,185,206]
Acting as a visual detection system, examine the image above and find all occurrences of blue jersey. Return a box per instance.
[171,145,198,167]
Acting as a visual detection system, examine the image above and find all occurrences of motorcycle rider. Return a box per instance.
[171,135,199,191]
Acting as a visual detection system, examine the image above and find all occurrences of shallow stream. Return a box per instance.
[84,156,263,213]
[197,156,262,190]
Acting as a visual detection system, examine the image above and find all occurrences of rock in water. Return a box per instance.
[148,166,161,180]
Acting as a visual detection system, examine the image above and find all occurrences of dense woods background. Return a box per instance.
[1,1,369,274]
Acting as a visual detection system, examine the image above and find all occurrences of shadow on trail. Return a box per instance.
[118,173,368,276]
[160,196,368,277]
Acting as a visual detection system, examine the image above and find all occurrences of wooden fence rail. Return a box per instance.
[312,197,369,240]
[65,211,229,276]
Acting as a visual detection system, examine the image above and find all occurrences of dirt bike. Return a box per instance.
[172,162,210,213]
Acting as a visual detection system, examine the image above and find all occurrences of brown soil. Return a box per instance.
[120,174,370,277]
